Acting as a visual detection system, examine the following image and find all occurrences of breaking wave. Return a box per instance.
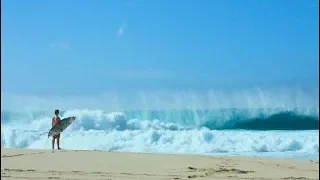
[1,88,319,158]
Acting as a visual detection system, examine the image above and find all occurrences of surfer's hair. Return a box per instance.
[54,109,59,115]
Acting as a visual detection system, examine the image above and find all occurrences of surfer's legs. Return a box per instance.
[57,136,61,150]
[52,137,55,149]
[52,134,61,150]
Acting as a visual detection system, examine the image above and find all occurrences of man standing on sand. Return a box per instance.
[52,109,62,150]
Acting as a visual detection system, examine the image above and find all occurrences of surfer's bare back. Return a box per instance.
[52,109,61,150]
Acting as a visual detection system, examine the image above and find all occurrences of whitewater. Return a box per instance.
[1,88,319,159]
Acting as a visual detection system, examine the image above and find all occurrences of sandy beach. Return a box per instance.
[1,148,318,180]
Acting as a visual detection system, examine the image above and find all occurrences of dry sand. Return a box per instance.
[1,148,319,180]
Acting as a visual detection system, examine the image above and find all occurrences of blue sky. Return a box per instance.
[1,0,319,95]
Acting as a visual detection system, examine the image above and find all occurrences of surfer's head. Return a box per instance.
[54,109,59,115]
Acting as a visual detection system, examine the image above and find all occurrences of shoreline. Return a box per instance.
[1,148,319,180]
[2,147,318,160]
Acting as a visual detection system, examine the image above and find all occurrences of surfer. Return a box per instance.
[52,109,62,150]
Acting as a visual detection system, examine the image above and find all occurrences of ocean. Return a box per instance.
[1,88,319,159]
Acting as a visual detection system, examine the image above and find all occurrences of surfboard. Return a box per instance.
[48,116,76,138]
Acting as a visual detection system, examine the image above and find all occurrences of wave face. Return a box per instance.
[1,88,319,158]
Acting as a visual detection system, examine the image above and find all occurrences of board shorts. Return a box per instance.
[53,133,60,138]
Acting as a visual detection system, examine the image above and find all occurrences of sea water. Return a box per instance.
[1,88,319,159]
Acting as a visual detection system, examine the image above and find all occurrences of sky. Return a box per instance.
[1,0,319,96]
